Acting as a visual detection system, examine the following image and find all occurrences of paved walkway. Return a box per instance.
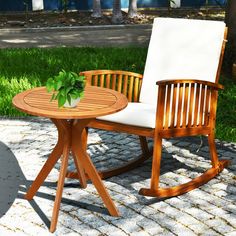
[0,117,235,235]
[0,25,152,48]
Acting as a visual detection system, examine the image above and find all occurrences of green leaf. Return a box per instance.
[58,94,66,107]
[50,92,57,101]
[65,86,73,94]
[59,87,67,96]
[70,89,80,99]
[46,78,54,92]
[79,91,84,98]
[67,94,71,105]
[54,79,62,90]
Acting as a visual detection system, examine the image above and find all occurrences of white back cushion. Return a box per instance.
[140,17,226,105]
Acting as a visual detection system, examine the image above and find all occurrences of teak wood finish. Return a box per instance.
[80,28,230,198]
[12,86,128,233]
[79,70,154,179]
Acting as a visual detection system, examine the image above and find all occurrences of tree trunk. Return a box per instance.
[112,0,123,24]
[128,0,138,18]
[92,0,102,18]
[225,0,236,74]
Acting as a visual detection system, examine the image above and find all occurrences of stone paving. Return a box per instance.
[0,117,235,236]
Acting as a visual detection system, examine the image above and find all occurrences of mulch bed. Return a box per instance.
[0,8,225,29]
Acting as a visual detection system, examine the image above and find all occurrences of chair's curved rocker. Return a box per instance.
[75,18,230,198]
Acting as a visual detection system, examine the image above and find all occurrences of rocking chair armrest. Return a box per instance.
[80,70,143,102]
[155,78,224,134]
[156,79,224,90]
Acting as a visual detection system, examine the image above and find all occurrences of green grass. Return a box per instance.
[0,47,146,116]
[216,76,236,142]
[0,47,235,142]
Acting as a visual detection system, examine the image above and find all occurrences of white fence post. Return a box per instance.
[32,0,44,11]
[170,0,181,8]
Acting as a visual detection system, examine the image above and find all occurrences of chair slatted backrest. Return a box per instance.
[81,70,143,102]
[140,18,226,106]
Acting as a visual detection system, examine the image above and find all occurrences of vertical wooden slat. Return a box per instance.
[204,87,211,126]
[156,86,166,125]
[170,84,177,128]
[182,83,189,128]
[164,85,171,129]
[187,83,195,128]
[105,74,111,89]
[193,83,200,126]
[122,75,128,97]
[111,74,116,90]
[93,75,98,86]
[139,80,142,96]
[176,84,183,128]
[128,76,134,102]
[100,74,105,88]
[84,74,92,86]
[133,77,140,102]
[199,84,206,126]
[117,74,122,93]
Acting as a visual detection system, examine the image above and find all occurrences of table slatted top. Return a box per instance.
[13,86,128,119]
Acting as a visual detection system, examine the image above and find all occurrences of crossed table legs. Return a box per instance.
[24,118,119,233]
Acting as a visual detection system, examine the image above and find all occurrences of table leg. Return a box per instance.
[25,119,64,200]
[72,119,119,217]
[50,120,71,233]
[25,118,119,233]
[71,152,87,188]
[67,127,88,187]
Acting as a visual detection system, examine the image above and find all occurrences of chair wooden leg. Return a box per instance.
[208,132,220,168]
[150,136,162,190]
[139,136,150,155]
[139,135,162,195]
[208,132,231,172]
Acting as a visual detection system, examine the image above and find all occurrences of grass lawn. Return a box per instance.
[0,47,235,142]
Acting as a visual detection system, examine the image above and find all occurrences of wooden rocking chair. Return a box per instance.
[79,18,230,198]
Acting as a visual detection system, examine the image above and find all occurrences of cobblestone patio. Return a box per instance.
[0,117,235,236]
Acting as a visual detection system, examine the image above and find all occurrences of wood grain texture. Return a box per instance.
[79,27,228,200]
[80,70,143,102]
[77,28,228,199]
[13,85,127,232]
[13,86,128,119]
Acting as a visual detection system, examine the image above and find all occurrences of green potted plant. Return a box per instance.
[46,70,86,108]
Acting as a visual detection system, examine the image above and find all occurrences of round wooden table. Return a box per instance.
[13,86,128,233]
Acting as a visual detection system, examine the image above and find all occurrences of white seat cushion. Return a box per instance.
[97,103,156,129]
[140,17,226,106]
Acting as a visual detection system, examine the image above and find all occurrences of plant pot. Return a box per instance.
[63,97,80,108]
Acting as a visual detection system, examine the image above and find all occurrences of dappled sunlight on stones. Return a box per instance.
[0,118,235,235]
